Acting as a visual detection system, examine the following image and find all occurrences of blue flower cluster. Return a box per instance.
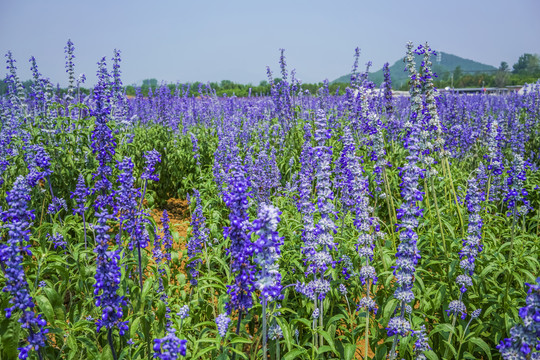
[504,153,531,217]
[215,313,231,338]
[388,42,425,342]
[0,177,48,359]
[142,149,161,182]
[91,57,116,209]
[71,174,90,216]
[302,110,336,300]
[223,166,255,314]
[153,329,187,359]
[116,157,146,250]
[93,206,128,336]
[190,132,200,167]
[251,203,283,301]
[161,210,174,263]
[187,190,209,285]
[497,278,540,359]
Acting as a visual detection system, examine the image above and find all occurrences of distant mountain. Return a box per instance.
[332,52,497,88]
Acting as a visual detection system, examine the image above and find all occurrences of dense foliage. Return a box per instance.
[1,41,539,360]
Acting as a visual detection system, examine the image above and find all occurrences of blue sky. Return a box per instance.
[1,0,539,86]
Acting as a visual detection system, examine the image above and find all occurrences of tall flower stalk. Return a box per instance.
[497,278,540,359]
[350,139,381,359]
[116,157,148,289]
[251,203,283,359]
[223,162,254,359]
[91,57,116,209]
[93,206,128,360]
[0,177,48,360]
[71,174,90,249]
[296,109,336,348]
[388,42,425,360]
[187,190,209,285]
[446,176,484,355]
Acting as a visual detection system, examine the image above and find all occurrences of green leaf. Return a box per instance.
[282,348,307,360]
[470,337,492,360]
[35,294,55,323]
[319,330,338,355]
[430,323,456,336]
[67,333,78,353]
[343,343,356,360]
[424,349,439,360]
[229,336,252,344]
[276,317,293,352]
[78,336,99,356]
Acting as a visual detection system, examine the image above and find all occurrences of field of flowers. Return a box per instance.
[0,41,539,360]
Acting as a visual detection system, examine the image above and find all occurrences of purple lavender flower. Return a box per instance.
[142,149,161,182]
[447,300,467,320]
[177,305,189,320]
[381,62,393,114]
[455,176,483,298]
[71,174,90,216]
[110,49,127,122]
[388,43,424,351]
[4,51,26,110]
[47,197,67,215]
[413,325,430,360]
[24,144,52,188]
[116,157,146,251]
[64,39,75,101]
[215,313,231,338]
[47,232,67,249]
[93,206,128,336]
[223,166,255,314]
[71,174,90,248]
[187,191,208,285]
[0,176,48,359]
[190,132,200,167]
[504,153,531,217]
[161,210,174,263]
[387,317,411,337]
[300,110,336,301]
[251,203,283,301]
[497,278,540,359]
[91,57,116,209]
[153,328,187,359]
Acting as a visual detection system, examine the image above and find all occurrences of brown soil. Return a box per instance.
[147,198,191,289]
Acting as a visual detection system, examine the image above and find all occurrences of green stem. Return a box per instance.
[364,277,371,360]
[137,244,143,290]
[505,206,518,301]
[262,269,268,360]
[382,167,397,252]
[444,157,465,237]
[455,318,473,360]
[430,175,447,256]
[319,297,324,349]
[203,242,217,318]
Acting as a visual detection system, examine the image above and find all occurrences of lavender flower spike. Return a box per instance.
[252,203,283,301]
[153,328,187,359]
[0,176,48,359]
[497,278,540,359]
[142,149,161,182]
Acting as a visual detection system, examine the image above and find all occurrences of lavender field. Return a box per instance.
[0,41,539,360]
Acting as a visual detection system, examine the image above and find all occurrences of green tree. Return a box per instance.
[495,61,510,87]
[512,53,540,75]
[142,78,158,87]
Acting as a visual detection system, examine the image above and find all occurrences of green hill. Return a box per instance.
[332,51,497,88]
